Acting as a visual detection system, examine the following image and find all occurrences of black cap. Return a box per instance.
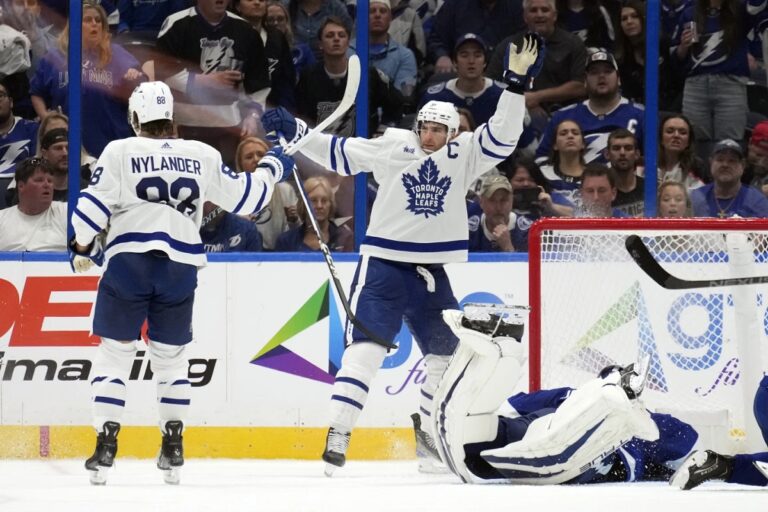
[711,139,744,158]
[585,48,618,71]
[453,33,488,54]
[41,128,68,150]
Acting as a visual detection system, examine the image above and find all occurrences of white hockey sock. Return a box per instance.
[91,338,136,431]
[420,355,450,436]
[149,340,190,430]
[328,342,388,432]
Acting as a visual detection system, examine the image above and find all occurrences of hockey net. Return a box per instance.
[529,218,768,453]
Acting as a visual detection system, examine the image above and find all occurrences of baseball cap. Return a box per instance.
[370,0,391,8]
[454,33,488,54]
[585,48,618,71]
[481,175,512,197]
[711,139,744,158]
[41,128,68,150]
[750,121,768,151]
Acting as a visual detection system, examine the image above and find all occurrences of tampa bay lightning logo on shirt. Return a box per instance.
[401,158,452,218]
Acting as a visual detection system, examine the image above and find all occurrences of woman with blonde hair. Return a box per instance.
[275,175,352,252]
[30,1,145,157]
[657,181,691,218]
[236,136,299,250]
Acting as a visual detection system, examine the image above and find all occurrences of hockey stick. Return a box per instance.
[277,56,395,350]
[283,54,361,158]
[626,234,768,289]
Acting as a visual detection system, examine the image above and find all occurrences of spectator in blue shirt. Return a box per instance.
[286,0,353,58]
[468,175,527,252]
[200,201,264,252]
[0,81,39,207]
[691,139,768,218]
[351,0,417,98]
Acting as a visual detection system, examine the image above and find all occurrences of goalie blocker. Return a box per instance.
[433,308,662,485]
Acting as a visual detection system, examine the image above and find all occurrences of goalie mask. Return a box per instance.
[128,81,174,135]
[415,101,460,141]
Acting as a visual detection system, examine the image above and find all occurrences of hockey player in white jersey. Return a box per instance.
[69,81,294,485]
[262,34,545,476]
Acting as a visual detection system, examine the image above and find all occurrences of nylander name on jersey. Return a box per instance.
[71,137,276,268]
[130,155,203,175]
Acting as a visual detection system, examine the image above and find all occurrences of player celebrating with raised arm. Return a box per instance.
[262,34,545,476]
[69,81,295,486]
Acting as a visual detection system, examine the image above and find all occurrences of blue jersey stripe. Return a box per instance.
[251,182,268,214]
[330,136,338,170]
[340,137,352,175]
[232,171,253,214]
[335,376,369,393]
[73,207,103,234]
[363,236,467,252]
[160,397,191,405]
[94,396,125,407]
[331,394,364,410]
[106,232,204,254]
[80,192,112,218]
[483,124,515,148]
[479,132,508,159]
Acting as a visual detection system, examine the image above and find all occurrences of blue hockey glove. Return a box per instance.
[68,234,105,273]
[257,146,295,183]
[503,32,546,94]
[262,107,298,145]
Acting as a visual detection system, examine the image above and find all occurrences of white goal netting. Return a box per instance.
[529,219,768,453]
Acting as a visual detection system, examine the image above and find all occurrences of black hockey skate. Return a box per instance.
[411,413,449,474]
[670,450,734,490]
[157,420,184,485]
[322,427,350,477]
[85,421,121,485]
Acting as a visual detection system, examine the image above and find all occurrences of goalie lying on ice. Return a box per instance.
[431,309,698,485]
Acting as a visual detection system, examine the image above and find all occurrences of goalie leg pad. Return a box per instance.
[328,342,388,431]
[480,377,659,484]
[91,338,136,430]
[149,341,190,427]
[432,311,526,483]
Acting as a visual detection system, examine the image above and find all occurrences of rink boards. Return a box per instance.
[0,253,528,459]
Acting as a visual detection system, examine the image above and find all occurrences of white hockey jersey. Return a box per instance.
[71,137,277,267]
[299,90,526,263]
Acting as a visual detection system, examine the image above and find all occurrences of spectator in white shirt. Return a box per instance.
[0,157,67,251]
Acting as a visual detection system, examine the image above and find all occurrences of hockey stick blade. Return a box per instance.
[626,234,768,289]
[284,54,361,157]
[755,460,768,480]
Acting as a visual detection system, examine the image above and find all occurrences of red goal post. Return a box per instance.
[528,218,768,453]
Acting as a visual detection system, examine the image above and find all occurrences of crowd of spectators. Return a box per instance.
[0,0,767,254]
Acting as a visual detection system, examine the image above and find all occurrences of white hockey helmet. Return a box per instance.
[416,100,460,139]
[128,81,174,135]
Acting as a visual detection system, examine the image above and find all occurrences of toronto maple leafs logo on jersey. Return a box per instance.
[401,158,452,218]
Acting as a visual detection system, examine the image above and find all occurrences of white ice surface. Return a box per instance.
[0,460,765,512]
